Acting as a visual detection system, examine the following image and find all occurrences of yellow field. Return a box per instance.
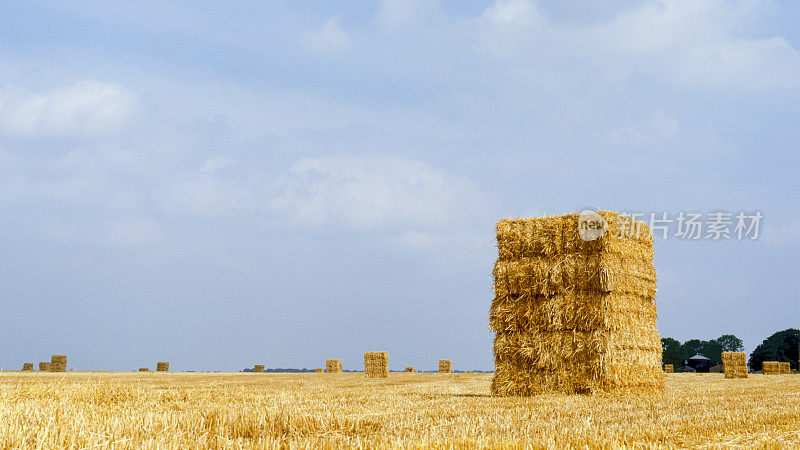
[1,372,799,448]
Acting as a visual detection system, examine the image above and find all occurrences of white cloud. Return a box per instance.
[270,154,487,232]
[161,172,257,216]
[301,15,352,55]
[200,156,235,173]
[0,80,139,138]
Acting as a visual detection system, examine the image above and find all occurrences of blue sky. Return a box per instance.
[1,0,798,371]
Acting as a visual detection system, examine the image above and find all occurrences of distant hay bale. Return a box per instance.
[490,212,664,396]
[315,368,324,373]
[762,361,780,375]
[39,362,50,372]
[664,364,674,373]
[139,368,149,372]
[254,365,265,373]
[721,352,748,379]
[156,362,169,372]
[780,362,791,374]
[364,351,389,378]
[326,359,342,373]
[466,370,473,374]
[439,360,452,373]
[22,363,34,372]
[50,355,67,373]
[404,367,416,373]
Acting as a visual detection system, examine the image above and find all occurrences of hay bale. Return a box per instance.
[721,352,748,378]
[466,370,473,374]
[780,362,791,374]
[491,211,663,396]
[156,362,169,372]
[39,362,50,372]
[326,359,342,373]
[404,366,416,373]
[22,363,34,371]
[50,355,67,373]
[254,364,265,373]
[762,361,780,375]
[138,368,150,372]
[315,368,324,373]
[439,360,452,373]
[664,364,674,373]
[364,351,389,378]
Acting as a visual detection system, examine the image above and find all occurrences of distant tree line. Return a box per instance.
[662,328,799,371]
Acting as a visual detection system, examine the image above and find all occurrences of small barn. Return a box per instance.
[686,354,712,373]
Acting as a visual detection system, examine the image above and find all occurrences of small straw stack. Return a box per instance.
[780,362,791,374]
[326,359,343,373]
[156,362,169,372]
[139,368,150,372]
[315,368,324,373]
[39,362,50,372]
[722,352,748,378]
[439,360,452,373]
[762,361,780,375]
[664,364,674,373]
[254,364,265,373]
[404,367,416,373]
[364,352,389,378]
[22,363,34,372]
[50,355,67,372]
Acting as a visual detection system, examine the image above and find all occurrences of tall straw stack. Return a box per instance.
[156,362,169,372]
[405,367,416,373]
[364,352,389,378]
[254,364,265,373]
[22,363,34,371]
[780,362,791,374]
[39,362,50,372]
[50,355,67,372]
[722,352,748,378]
[439,360,452,373]
[664,364,674,373]
[762,361,780,375]
[326,359,343,373]
[490,211,664,395]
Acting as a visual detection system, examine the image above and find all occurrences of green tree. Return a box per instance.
[749,328,800,371]
[661,337,683,368]
[715,334,744,352]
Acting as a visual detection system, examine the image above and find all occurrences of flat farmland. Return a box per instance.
[1,372,798,448]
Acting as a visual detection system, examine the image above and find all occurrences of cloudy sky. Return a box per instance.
[1,0,799,371]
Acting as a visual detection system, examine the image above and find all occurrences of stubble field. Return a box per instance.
[1,371,799,448]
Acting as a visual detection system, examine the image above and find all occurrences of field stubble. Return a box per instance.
[0,372,798,448]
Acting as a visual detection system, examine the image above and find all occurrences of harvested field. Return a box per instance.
[0,372,797,447]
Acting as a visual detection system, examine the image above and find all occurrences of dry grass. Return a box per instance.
[0,372,798,447]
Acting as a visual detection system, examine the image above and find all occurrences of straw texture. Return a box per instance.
[722,352,748,378]
[664,364,674,373]
[156,362,169,372]
[439,360,452,373]
[50,355,67,373]
[780,362,791,374]
[491,211,664,395]
[22,363,34,372]
[39,362,50,372]
[364,352,389,378]
[762,361,780,375]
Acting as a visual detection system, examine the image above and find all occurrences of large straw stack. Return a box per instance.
[364,352,389,378]
[39,362,50,372]
[664,364,674,373]
[722,352,748,378]
[439,360,452,373]
[22,363,34,371]
[326,359,343,373]
[156,362,169,372]
[762,361,780,375]
[254,364,265,373]
[780,362,791,374]
[491,211,663,395]
[50,355,67,372]
[405,367,416,373]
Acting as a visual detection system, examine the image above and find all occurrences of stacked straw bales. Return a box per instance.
[490,211,663,395]
[762,361,780,375]
[404,367,416,373]
[326,359,343,373]
[39,362,50,372]
[156,362,169,372]
[139,368,150,372]
[254,364,265,373]
[780,362,791,374]
[50,355,67,372]
[439,360,452,373]
[364,351,389,378]
[722,352,748,378]
[664,364,674,373]
[315,368,324,373]
[22,363,34,371]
